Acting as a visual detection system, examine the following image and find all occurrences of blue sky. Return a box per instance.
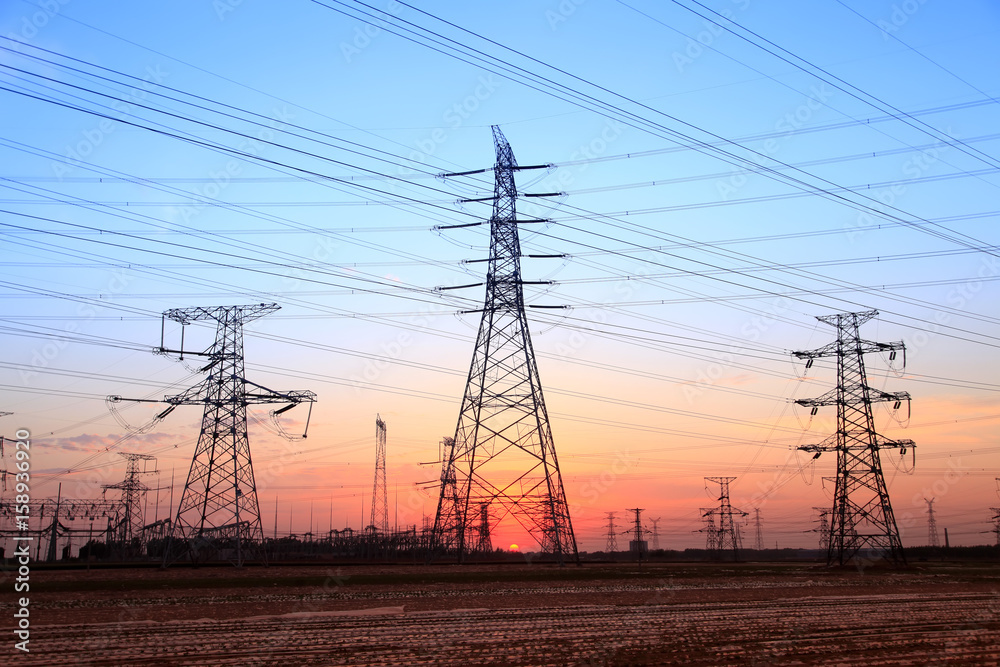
[1,0,998,552]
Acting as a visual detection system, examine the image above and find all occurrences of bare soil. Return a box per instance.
[3,560,999,665]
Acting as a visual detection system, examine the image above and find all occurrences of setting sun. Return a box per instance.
[509,544,519,552]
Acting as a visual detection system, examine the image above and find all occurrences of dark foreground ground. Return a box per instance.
[2,560,999,665]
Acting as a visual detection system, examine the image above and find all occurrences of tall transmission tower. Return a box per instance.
[604,512,618,553]
[990,508,1000,547]
[648,516,662,551]
[705,477,747,561]
[752,508,764,551]
[369,415,389,534]
[925,498,940,548]
[794,310,913,567]
[158,304,316,566]
[102,453,157,554]
[431,126,578,564]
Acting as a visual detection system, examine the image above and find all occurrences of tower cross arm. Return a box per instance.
[241,379,317,405]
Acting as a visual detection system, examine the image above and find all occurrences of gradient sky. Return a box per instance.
[1,0,998,553]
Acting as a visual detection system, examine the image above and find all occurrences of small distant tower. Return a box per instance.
[648,516,662,551]
[474,503,492,553]
[625,508,649,560]
[102,453,157,551]
[752,508,764,551]
[699,508,718,551]
[990,507,1000,547]
[813,507,831,551]
[369,415,389,534]
[925,498,940,548]
[605,512,618,553]
[705,476,747,561]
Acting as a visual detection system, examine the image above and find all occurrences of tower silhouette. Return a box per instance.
[794,310,913,567]
[704,477,746,560]
[925,498,940,548]
[159,304,316,566]
[431,127,577,564]
[752,508,764,551]
[102,452,156,555]
[648,516,662,551]
[604,512,618,553]
[369,415,388,534]
[813,506,831,551]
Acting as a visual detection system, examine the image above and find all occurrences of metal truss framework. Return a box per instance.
[703,476,746,561]
[102,453,157,553]
[369,415,389,534]
[605,512,618,553]
[794,310,913,567]
[431,127,578,564]
[161,304,315,567]
[925,498,940,548]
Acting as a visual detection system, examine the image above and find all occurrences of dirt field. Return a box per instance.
[3,560,999,665]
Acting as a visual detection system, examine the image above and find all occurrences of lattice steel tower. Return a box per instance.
[813,507,831,551]
[431,126,578,564]
[925,498,940,548]
[605,512,618,553]
[794,310,913,567]
[752,508,764,551]
[102,452,157,552]
[369,415,389,534]
[160,304,316,566]
[705,476,746,560]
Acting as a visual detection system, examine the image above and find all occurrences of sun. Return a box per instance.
[509,543,519,552]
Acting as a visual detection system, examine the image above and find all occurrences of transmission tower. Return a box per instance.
[158,304,316,566]
[924,498,940,548]
[0,412,12,495]
[698,508,718,551]
[431,126,577,564]
[794,310,913,567]
[625,507,649,560]
[101,453,157,553]
[648,516,662,551]
[474,503,492,553]
[752,508,764,551]
[990,508,1000,547]
[604,512,618,553]
[369,415,389,534]
[813,507,831,551]
[704,477,746,561]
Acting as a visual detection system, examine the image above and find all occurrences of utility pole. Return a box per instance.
[369,415,388,534]
[156,304,316,567]
[604,512,618,553]
[925,498,940,548]
[794,310,913,567]
[431,127,577,565]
